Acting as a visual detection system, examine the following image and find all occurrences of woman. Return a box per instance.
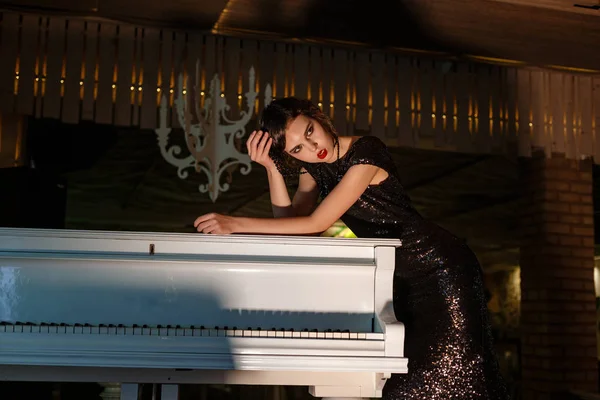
[194,98,508,399]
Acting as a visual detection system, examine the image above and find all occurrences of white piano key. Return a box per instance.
[350,332,358,340]
[333,332,342,339]
[184,328,193,336]
[259,330,268,337]
[325,332,333,339]
[292,331,301,339]
[226,329,235,336]
[276,331,284,338]
[251,330,260,337]
[100,327,108,335]
[284,331,292,338]
[309,331,317,339]
[234,329,243,337]
[357,333,367,340]
[75,326,83,334]
[268,331,276,338]
[300,331,309,338]
[117,327,126,335]
[365,333,383,340]
[159,328,169,336]
[317,332,325,339]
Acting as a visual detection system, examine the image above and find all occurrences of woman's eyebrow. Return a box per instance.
[286,122,311,153]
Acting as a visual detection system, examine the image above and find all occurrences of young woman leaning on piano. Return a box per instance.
[193,98,509,400]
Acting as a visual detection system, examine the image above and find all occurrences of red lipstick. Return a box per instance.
[317,149,328,159]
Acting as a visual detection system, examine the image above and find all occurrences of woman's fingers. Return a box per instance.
[246,131,257,157]
[247,131,268,161]
[257,137,272,159]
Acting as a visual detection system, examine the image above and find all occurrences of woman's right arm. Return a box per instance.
[247,131,319,218]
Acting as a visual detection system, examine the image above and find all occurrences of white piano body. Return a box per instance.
[0,228,407,399]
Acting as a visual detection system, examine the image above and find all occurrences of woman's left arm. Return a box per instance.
[194,164,380,235]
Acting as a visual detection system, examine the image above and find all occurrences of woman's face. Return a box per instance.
[283,115,336,164]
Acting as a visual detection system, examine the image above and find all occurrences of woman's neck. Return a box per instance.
[337,136,359,159]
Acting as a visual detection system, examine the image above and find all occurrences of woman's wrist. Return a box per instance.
[266,166,282,176]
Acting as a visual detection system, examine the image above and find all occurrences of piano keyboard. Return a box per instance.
[0,323,384,340]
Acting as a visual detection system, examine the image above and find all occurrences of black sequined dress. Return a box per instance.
[301,136,509,400]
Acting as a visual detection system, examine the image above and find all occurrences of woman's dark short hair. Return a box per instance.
[259,97,339,176]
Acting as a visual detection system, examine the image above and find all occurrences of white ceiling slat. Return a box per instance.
[61,19,84,124]
[370,52,385,142]
[308,45,321,106]
[333,49,348,136]
[530,69,547,155]
[258,41,275,113]
[516,68,532,158]
[593,77,600,162]
[33,16,47,119]
[564,74,576,159]
[490,66,504,153]
[140,28,160,129]
[95,22,117,125]
[397,56,414,148]
[419,59,433,143]
[159,30,173,111]
[0,13,19,113]
[274,43,286,101]
[81,21,98,121]
[433,60,446,148]
[241,39,258,97]
[43,17,66,120]
[549,72,566,156]
[170,31,186,129]
[505,68,518,152]
[578,76,593,158]
[224,37,241,120]
[385,54,398,141]
[354,51,369,132]
[130,26,144,126]
[294,44,309,100]
[16,14,40,116]
[476,64,491,154]
[455,62,472,153]
[114,25,135,127]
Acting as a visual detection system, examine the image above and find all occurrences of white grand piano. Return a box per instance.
[0,228,407,399]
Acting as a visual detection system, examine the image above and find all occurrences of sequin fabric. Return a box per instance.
[302,136,509,399]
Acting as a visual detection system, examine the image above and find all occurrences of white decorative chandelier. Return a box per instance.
[155,62,272,202]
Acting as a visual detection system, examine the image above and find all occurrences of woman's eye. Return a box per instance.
[307,126,313,136]
[292,146,301,154]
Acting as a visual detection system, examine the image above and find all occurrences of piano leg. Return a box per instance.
[161,384,179,400]
[119,384,138,400]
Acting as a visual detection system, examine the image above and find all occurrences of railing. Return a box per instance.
[0,10,599,161]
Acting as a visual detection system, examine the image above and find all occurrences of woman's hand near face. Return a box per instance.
[246,130,277,172]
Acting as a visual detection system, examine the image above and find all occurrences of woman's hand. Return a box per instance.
[194,213,239,234]
[246,130,277,172]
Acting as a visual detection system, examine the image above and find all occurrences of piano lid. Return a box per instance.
[0,228,400,333]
